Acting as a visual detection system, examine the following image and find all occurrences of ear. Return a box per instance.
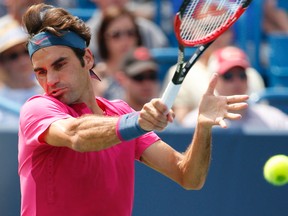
[83,48,95,69]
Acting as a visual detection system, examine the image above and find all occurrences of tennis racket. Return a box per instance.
[161,0,253,110]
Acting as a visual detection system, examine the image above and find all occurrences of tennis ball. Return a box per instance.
[263,155,288,186]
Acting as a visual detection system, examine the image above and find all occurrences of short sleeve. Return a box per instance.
[19,96,72,145]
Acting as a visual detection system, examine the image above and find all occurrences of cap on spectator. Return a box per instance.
[0,15,28,54]
[121,47,158,76]
[208,46,250,75]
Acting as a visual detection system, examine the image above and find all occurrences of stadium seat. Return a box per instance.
[267,34,288,68]
[150,47,196,82]
[267,66,288,87]
[266,34,288,86]
[75,0,96,9]
[232,0,264,75]
[253,87,288,114]
[277,0,288,9]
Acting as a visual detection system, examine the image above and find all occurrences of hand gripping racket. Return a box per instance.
[161,0,253,110]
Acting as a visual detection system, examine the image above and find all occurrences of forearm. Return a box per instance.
[178,123,212,190]
[46,115,121,152]
[69,115,121,152]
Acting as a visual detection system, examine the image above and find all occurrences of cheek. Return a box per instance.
[36,78,48,91]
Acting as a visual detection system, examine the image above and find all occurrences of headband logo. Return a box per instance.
[31,36,49,45]
[28,31,86,58]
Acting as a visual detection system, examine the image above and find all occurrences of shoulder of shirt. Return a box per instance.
[96,97,134,114]
[26,94,60,103]
[22,94,67,111]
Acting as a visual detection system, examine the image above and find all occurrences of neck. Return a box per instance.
[82,81,104,115]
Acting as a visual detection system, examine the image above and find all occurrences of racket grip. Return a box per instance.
[161,81,181,111]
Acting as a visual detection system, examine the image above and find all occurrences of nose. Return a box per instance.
[46,71,60,86]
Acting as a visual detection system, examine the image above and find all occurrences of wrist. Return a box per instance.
[197,114,213,130]
[116,112,149,141]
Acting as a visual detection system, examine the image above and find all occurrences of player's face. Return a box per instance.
[216,66,248,96]
[31,46,93,105]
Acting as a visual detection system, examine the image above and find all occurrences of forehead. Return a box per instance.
[31,46,74,66]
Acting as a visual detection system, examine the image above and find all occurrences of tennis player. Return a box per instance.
[18,3,249,216]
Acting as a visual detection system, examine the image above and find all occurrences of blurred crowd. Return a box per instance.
[0,0,288,130]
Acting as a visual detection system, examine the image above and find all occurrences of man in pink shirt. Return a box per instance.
[18,3,249,216]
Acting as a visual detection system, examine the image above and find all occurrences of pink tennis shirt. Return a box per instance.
[18,95,160,216]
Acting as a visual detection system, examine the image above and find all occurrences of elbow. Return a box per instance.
[69,135,91,153]
[180,177,206,191]
[183,182,205,191]
[70,137,86,152]
[69,134,107,152]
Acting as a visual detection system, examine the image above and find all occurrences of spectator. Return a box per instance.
[94,6,142,100]
[162,28,265,123]
[2,0,43,24]
[183,46,288,130]
[86,0,169,60]
[0,15,42,128]
[117,46,160,111]
[263,0,288,34]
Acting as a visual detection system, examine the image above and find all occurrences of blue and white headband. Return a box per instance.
[27,30,86,58]
[27,30,101,80]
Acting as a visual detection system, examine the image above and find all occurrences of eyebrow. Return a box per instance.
[34,56,68,72]
[51,57,67,67]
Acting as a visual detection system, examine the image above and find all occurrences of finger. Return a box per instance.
[139,105,169,130]
[151,98,169,114]
[219,120,227,128]
[140,110,167,126]
[227,102,248,111]
[216,118,227,128]
[227,95,249,103]
[139,113,168,131]
[225,112,242,120]
[205,73,218,95]
[167,111,175,123]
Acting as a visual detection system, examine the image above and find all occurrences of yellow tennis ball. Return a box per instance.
[263,155,288,186]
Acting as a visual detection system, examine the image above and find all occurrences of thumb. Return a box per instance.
[205,73,218,95]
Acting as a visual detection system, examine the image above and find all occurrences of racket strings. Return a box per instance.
[180,0,244,42]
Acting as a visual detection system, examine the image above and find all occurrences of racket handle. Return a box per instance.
[161,81,181,111]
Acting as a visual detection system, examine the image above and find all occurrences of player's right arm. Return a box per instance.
[42,115,121,152]
[42,100,173,152]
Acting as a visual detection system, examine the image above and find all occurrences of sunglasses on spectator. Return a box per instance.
[106,29,136,40]
[0,50,29,62]
[221,71,247,81]
[130,72,157,82]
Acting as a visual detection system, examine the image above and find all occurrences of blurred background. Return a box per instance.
[1,0,288,215]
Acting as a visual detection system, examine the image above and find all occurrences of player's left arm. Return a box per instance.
[141,73,249,190]
[140,125,212,190]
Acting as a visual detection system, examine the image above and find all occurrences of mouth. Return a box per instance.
[49,88,67,97]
